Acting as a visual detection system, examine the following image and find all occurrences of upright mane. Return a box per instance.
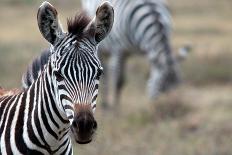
[22,49,50,89]
[67,11,91,37]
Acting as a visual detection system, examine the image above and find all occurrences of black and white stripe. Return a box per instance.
[0,1,114,154]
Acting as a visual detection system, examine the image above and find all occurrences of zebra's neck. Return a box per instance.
[26,62,71,151]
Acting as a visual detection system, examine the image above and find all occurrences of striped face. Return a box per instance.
[37,2,114,144]
[50,36,103,119]
[51,36,102,144]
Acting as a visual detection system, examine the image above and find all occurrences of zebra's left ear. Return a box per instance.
[37,1,64,45]
[86,2,114,44]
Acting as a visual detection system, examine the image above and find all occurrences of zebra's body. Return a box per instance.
[0,67,72,155]
[83,0,171,54]
[0,1,114,154]
[82,0,180,107]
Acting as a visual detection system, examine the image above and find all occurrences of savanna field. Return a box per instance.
[0,0,232,154]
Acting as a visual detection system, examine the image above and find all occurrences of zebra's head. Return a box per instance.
[148,51,180,99]
[37,1,114,144]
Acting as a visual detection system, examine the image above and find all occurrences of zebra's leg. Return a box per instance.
[107,53,125,108]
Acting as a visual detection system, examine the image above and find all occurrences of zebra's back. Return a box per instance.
[83,0,171,54]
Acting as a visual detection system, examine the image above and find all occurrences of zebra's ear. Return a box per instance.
[37,1,64,45]
[86,2,114,44]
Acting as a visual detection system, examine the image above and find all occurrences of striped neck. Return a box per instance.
[26,62,71,151]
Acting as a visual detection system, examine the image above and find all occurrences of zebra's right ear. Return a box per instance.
[37,1,64,45]
[86,1,114,44]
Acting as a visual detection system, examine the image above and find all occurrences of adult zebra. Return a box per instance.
[81,0,181,107]
[0,1,114,155]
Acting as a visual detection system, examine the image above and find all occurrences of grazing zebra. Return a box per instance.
[0,1,114,154]
[81,0,181,107]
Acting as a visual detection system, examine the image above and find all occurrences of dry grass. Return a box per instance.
[0,0,232,154]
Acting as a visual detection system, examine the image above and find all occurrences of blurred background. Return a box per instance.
[0,0,232,154]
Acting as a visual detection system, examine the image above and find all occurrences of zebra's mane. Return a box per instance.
[67,11,91,37]
[22,49,50,89]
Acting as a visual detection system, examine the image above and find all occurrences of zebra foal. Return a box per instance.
[0,1,114,154]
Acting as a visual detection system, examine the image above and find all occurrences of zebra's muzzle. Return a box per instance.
[71,105,97,144]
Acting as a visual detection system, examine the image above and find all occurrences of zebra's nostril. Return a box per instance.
[92,120,97,130]
[72,120,78,128]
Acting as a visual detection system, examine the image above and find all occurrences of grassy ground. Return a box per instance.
[0,0,232,154]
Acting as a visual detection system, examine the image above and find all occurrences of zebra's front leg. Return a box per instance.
[107,53,125,108]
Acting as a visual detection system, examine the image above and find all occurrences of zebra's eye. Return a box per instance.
[54,71,64,82]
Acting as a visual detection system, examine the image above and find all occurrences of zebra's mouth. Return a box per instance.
[76,139,92,144]
[71,126,95,145]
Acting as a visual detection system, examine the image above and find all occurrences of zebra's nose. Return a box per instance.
[74,116,97,134]
[71,111,97,144]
